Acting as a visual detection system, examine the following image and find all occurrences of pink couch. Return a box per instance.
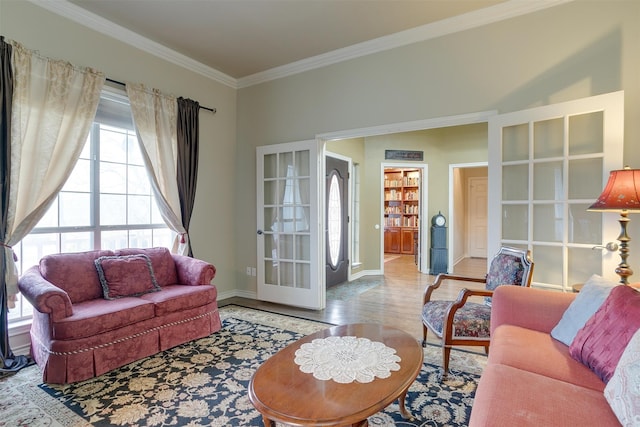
[18,247,221,384]
[469,285,621,426]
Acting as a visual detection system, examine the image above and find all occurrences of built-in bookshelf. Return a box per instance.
[384,168,420,254]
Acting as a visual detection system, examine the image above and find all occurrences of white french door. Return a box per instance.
[488,91,624,291]
[256,140,323,309]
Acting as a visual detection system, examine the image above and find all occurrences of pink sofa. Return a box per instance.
[469,285,621,426]
[18,247,221,384]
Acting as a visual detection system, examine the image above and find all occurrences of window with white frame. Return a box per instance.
[9,88,173,324]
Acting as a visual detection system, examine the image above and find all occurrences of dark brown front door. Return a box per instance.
[325,156,348,287]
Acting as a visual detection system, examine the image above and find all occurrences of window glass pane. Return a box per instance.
[502,124,529,162]
[568,247,603,284]
[128,165,150,195]
[533,118,564,159]
[128,134,144,165]
[62,158,91,192]
[568,203,602,244]
[502,205,528,241]
[100,126,128,163]
[153,228,174,248]
[128,195,151,224]
[531,245,563,285]
[533,204,563,242]
[569,111,603,156]
[151,198,164,224]
[20,233,59,269]
[568,158,603,200]
[79,136,91,159]
[59,193,90,226]
[102,230,129,249]
[100,162,127,193]
[129,229,153,248]
[101,194,127,225]
[61,232,93,253]
[328,174,341,267]
[35,199,58,228]
[502,164,528,201]
[533,162,563,201]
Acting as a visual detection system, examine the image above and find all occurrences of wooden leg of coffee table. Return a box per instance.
[261,415,275,427]
[398,387,414,420]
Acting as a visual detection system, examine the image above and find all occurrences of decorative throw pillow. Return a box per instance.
[604,328,640,427]
[95,254,161,300]
[569,285,640,383]
[551,274,618,346]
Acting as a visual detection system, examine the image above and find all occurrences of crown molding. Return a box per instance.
[29,0,571,90]
[28,0,238,89]
[237,0,573,88]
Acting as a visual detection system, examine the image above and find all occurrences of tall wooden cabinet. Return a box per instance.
[384,168,420,254]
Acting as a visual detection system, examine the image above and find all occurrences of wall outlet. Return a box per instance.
[246,267,251,276]
[251,267,256,276]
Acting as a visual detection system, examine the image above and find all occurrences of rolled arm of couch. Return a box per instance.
[491,286,575,335]
[172,255,216,285]
[17,266,73,321]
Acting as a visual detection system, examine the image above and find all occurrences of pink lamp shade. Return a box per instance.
[588,168,640,212]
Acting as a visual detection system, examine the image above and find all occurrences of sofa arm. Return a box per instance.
[17,266,73,321]
[172,254,216,285]
[491,286,575,335]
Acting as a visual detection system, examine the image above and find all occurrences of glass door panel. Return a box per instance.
[489,91,624,291]
[257,140,321,308]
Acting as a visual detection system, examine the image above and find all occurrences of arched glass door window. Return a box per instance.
[327,173,342,268]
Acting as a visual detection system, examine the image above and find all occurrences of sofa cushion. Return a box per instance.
[95,254,161,299]
[490,324,605,392]
[604,328,640,426]
[39,250,115,303]
[140,284,217,317]
[52,298,156,341]
[570,285,640,383]
[551,274,617,346]
[115,247,178,287]
[469,364,620,427]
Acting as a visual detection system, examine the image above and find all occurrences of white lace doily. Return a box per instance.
[293,335,401,384]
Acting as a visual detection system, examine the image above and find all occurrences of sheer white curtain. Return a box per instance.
[126,83,188,255]
[3,40,104,303]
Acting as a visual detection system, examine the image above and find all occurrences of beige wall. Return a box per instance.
[4,1,640,298]
[237,0,640,293]
[1,1,238,297]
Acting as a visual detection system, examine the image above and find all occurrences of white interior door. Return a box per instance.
[467,176,488,258]
[488,91,624,291]
[256,140,323,309]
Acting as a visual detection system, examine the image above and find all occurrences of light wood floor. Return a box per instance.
[220,255,487,350]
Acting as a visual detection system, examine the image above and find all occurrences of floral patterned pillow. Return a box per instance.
[604,328,640,426]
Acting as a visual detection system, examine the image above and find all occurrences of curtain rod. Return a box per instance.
[106,78,216,113]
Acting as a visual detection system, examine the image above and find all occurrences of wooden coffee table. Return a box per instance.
[248,323,423,427]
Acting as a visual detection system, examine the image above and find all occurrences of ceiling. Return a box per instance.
[44,0,566,87]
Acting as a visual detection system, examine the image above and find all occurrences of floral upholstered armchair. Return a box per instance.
[421,246,534,377]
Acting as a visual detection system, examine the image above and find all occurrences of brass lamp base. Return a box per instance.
[615,212,633,285]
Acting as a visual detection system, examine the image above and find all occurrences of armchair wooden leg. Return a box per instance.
[422,324,428,348]
[484,345,489,355]
[442,345,451,379]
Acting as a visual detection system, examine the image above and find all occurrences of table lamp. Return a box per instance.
[588,166,640,284]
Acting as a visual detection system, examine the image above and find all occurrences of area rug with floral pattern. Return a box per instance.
[1,305,486,427]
